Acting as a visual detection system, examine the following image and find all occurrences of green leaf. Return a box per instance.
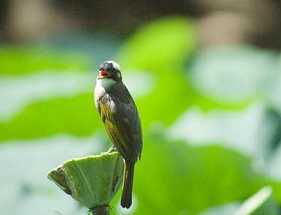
[0,47,90,76]
[0,93,99,141]
[118,16,197,74]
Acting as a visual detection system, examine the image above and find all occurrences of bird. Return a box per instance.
[94,60,142,208]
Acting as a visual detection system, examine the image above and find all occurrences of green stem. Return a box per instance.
[89,205,110,215]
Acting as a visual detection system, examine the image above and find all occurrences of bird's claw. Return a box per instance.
[107,146,117,153]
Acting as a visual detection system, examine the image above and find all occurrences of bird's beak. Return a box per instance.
[98,69,109,78]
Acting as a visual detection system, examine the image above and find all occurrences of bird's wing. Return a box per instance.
[98,88,142,162]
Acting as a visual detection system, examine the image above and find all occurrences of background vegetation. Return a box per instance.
[1,1,281,214]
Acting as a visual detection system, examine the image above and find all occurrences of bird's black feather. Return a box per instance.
[97,82,142,162]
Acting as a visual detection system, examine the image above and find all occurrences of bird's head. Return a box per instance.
[98,61,122,82]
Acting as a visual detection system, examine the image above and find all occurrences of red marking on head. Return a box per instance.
[99,69,109,78]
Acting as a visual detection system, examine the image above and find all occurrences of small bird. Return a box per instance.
[94,61,142,208]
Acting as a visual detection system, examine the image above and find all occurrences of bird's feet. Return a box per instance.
[107,145,117,153]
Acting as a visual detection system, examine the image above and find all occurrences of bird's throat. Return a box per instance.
[96,78,117,91]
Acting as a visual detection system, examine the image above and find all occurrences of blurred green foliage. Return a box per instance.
[0,93,98,141]
[119,17,196,73]
[0,47,90,75]
[119,17,249,128]
[0,17,245,141]
[110,136,281,215]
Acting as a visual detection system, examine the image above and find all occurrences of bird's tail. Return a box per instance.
[121,161,135,208]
